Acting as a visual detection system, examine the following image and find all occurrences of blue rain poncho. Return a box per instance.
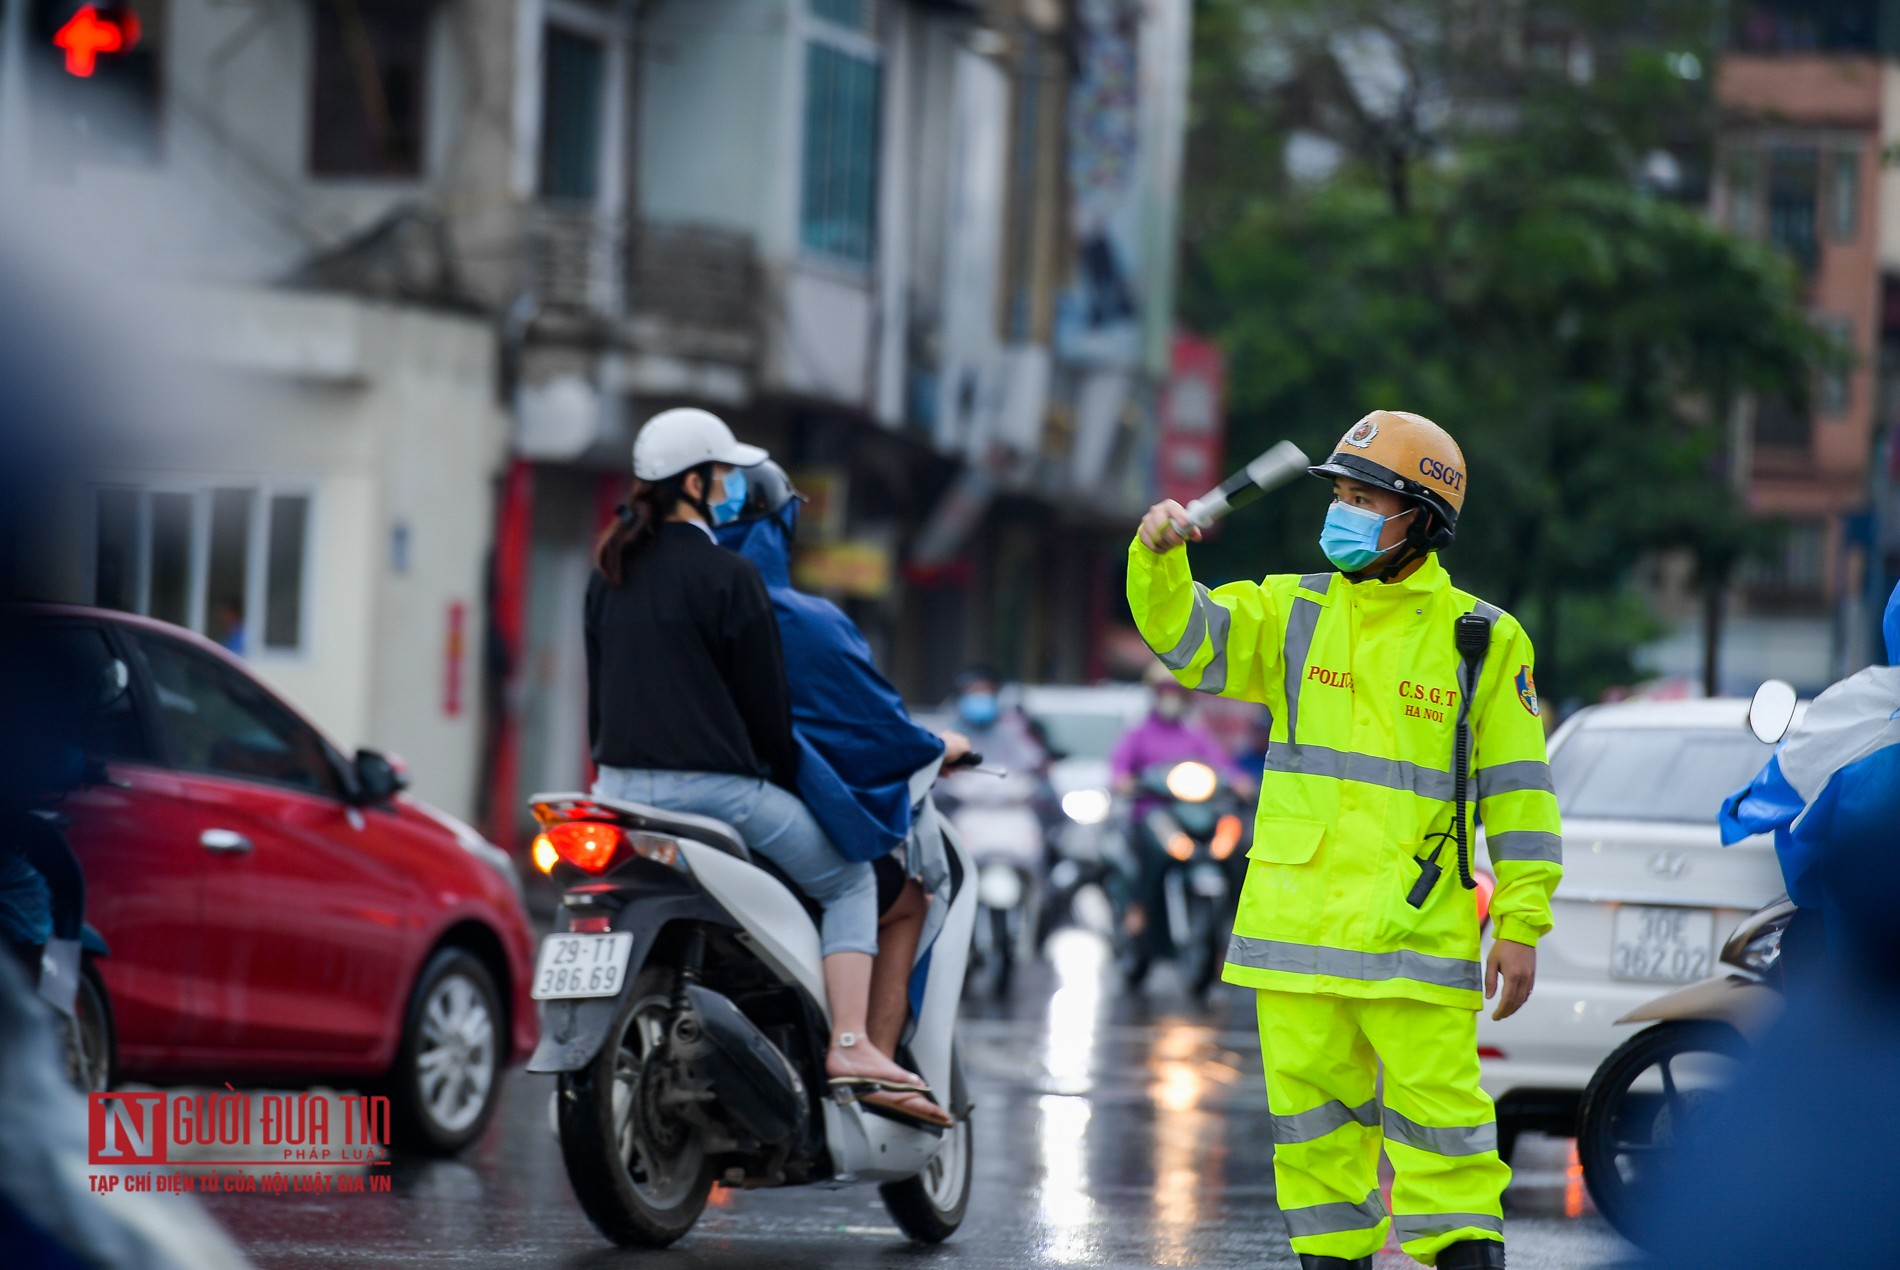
[715,510,944,864]
[1719,581,1900,912]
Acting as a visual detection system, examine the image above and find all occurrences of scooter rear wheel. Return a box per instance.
[558,964,715,1247]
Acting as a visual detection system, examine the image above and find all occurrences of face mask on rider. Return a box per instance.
[1155,693,1189,722]
[958,692,999,729]
[709,469,749,527]
[1319,500,1415,572]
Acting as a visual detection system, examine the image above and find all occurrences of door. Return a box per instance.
[29,619,208,1066]
[127,630,418,1063]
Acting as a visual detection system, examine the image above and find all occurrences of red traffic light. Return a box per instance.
[54,5,141,78]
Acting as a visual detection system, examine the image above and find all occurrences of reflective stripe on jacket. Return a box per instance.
[1127,540,1562,1008]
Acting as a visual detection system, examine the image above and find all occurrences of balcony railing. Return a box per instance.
[524,205,623,315]
[624,222,761,365]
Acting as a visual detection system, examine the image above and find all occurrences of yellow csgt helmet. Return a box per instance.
[1307,409,1468,541]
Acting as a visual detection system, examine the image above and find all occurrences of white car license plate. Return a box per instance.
[1610,906,1715,983]
[532,933,634,1000]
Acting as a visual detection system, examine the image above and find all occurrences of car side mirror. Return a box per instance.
[353,748,409,805]
[1747,679,1798,746]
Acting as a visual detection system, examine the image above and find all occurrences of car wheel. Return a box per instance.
[388,948,505,1156]
[62,959,114,1093]
[1577,1020,1747,1244]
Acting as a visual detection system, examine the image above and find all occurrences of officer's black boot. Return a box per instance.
[1435,1239,1506,1270]
[1297,1256,1371,1270]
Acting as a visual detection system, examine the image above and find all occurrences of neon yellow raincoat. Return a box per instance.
[1128,540,1562,1264]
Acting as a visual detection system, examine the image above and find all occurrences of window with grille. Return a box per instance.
[92,486,313,655]
[309,0,432,177]
[1766,146,1819,272]
[800,26,880,266]
[1830,148,1859,240]
[540,24,606,201]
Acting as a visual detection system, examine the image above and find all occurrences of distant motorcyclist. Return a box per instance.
[1110,662,1252,954]
[715,462,956,1127]
[1111,662,1253,797]
[948,669,1048,778]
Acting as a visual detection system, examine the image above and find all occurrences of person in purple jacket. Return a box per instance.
[1110,663,1254,953]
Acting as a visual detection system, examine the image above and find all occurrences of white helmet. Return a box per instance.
[631,408,768,481]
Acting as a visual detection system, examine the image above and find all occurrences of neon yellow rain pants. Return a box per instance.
[1258,990,1508,1265]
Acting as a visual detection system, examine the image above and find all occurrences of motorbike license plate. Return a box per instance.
[532,933,635,1000]
[1610,906,1714,983]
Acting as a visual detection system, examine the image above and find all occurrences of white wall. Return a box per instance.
[637,0,794,248]
[30,288,507,823]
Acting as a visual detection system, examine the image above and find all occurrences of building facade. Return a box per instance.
[1637,0,1900,695]
[0,0,1195,841]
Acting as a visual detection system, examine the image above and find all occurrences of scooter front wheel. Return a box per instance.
[1576,1019,1747,1245]
[558,964,715,1247]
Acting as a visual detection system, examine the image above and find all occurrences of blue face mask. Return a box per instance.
[1319,501,1413,572]
[957,692,1000,729]
[709,469,748,526]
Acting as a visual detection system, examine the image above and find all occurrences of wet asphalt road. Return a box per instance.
[199,932,1634,1269]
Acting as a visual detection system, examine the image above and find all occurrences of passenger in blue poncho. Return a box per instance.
[1637,586,1900,1266]
[716,463,965,1130]
[1718,578,1900,974]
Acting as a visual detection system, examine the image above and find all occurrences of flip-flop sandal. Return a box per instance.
[857,1091,953,1133]
[827,1075,932,1095]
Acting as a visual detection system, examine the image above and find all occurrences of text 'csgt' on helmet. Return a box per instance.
[1307,410,1467,534]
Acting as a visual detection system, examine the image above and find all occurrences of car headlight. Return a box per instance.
[1165,761,1218,803]
[1061,788,1111,825]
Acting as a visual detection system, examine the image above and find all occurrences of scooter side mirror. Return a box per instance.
[1747,679,1798,746]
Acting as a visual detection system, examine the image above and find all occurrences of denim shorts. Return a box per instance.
[592,767,879,957]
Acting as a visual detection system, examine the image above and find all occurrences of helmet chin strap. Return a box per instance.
[1346,506,1427,582]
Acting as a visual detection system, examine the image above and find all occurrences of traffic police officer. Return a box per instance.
[1130,411,1561,1270]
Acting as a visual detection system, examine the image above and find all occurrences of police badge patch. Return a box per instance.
[1515,665,1539,717]
[1344,416,1379,448]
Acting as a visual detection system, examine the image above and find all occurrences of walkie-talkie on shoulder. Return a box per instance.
[1405,609,1495,909]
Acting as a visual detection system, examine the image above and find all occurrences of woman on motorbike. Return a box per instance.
[586,408,928,1103]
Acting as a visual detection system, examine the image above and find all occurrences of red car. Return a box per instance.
[23,604,538,1155]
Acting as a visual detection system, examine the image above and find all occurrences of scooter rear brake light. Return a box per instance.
[567,915,613,933]
[542,822,626,874]
[1478,1046,1506,1061]
[1210,815,1244,860]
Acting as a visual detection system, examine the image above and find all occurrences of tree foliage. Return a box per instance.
[1181,0,1834,703]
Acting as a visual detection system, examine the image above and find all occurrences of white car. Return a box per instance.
[1477,698,1794,1156]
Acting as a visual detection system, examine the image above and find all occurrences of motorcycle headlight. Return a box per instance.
[1734,921,1786,976]
[1061,788,1111,825]
[1165,761,1218,803]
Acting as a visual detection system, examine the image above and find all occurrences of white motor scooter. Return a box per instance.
[525,755,979,1248]
[936,767,1042,998]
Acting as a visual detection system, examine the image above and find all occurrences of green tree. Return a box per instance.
[1180,0,1832,704]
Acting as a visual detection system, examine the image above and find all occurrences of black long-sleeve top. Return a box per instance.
[585,522,800,790]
